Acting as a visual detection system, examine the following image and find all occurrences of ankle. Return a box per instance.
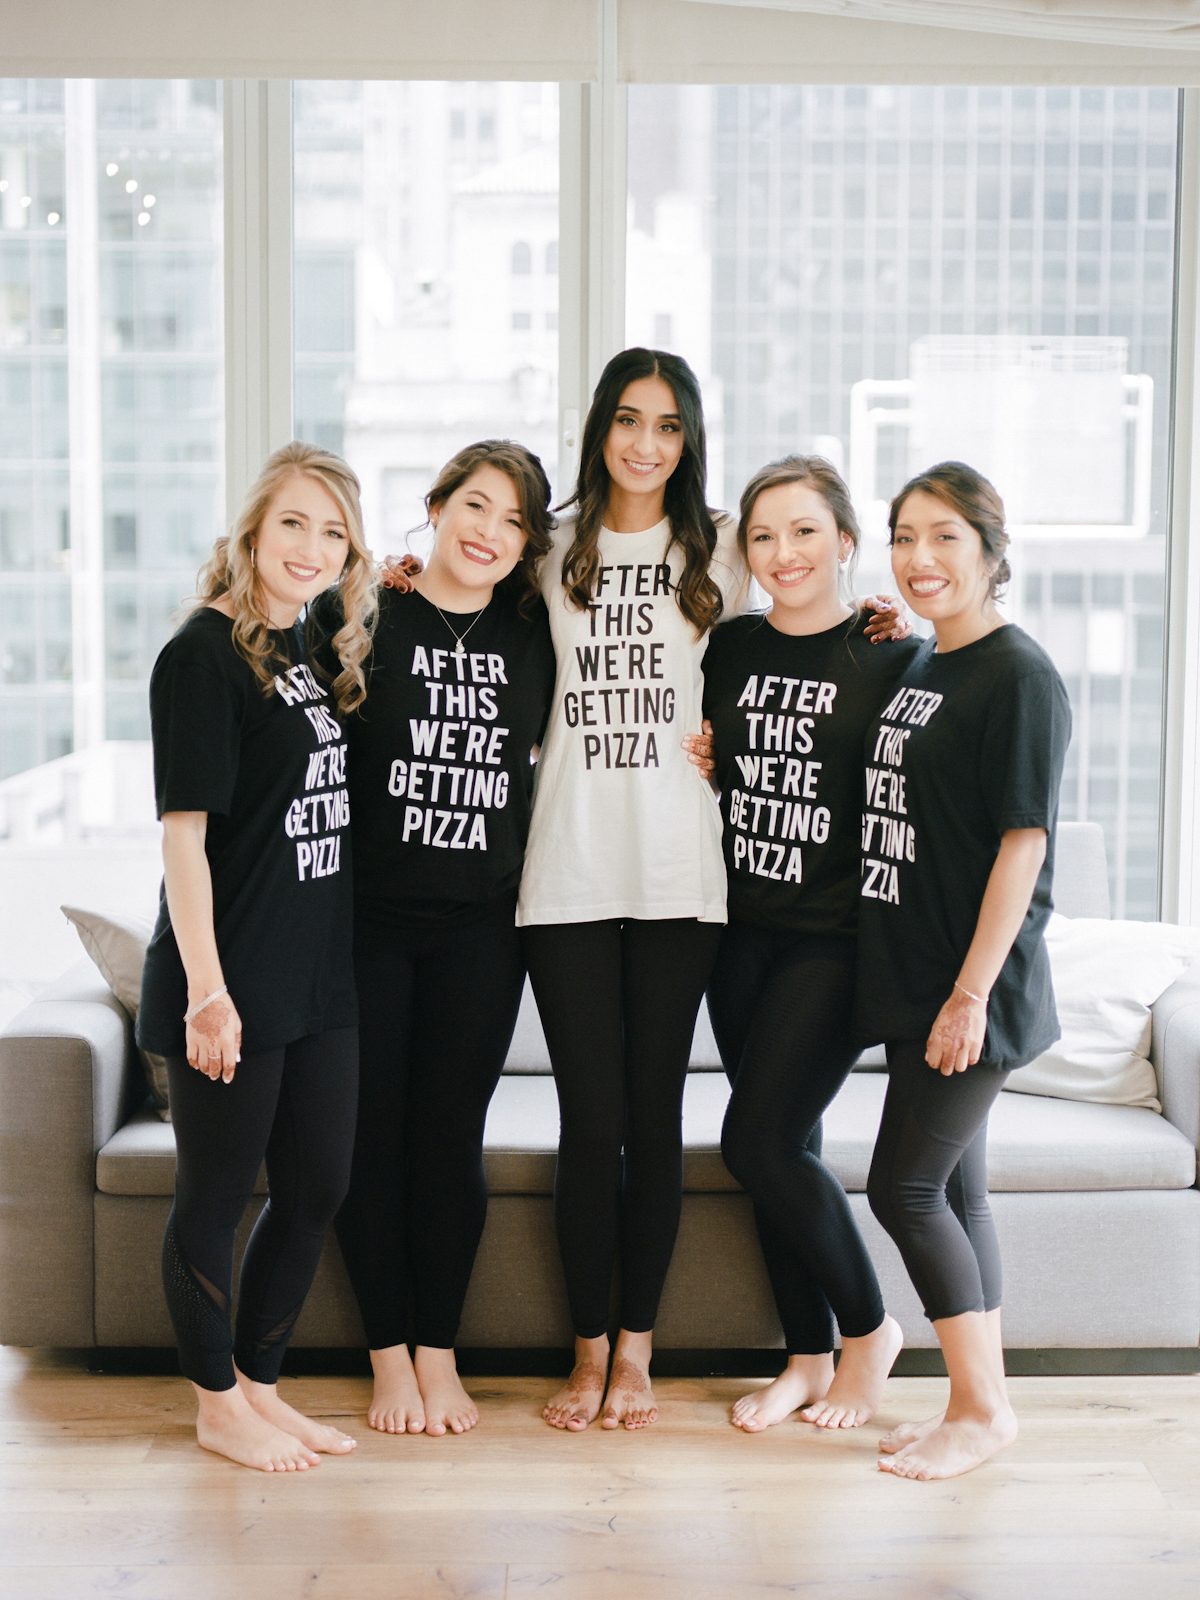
[414,1344,458,1374]
[574,1335,609,1367]
[612,1329,653,1368]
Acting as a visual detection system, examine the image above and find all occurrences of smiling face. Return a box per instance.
[890,488,995,626]
[251,472,351,625]
[426,463,528,602]
[601,374,686,510]
[744,480,852,628]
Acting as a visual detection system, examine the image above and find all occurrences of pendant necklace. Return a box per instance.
[435,601,489,661]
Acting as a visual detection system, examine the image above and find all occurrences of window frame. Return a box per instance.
[217,59,1200,925]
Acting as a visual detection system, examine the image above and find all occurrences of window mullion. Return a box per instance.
[223,79,293,523]
[1161,87,1200,924]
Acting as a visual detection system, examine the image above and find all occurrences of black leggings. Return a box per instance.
[335,898,525,1351]
[163,1028,358,1393]
[867,1039,1008,1323]
[522,917,723,1340]
[707,923,884,1354]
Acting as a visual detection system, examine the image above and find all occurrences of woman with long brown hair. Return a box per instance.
[319,440,557,1439]
[518,350,904,1431]
[137,441,377,1471]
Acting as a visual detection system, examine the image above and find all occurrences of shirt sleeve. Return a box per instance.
[149,632,245,819]
[533,607,558,745]
[981,664,1073,835]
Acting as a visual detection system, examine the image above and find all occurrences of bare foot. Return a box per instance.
[803,1314,904,1430]
[367,1344,426,1435]
[414,1346,479,1436]
[602,1355,658,1430]
[194,1384,319,1472]
[731,1354,835,1432]
[879,1411,945,1454]
[879,1405,1018,1480]
[237,1370,356,1454]
[543,1361,607,1430]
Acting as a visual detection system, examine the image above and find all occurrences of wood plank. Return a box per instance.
[505,1564,1200,1600]
[0,1566,505,1599]
[0,1510,760,1568]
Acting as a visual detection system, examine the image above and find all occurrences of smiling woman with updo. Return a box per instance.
[856,461,1071,1482]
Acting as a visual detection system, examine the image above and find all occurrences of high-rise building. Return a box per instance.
[0,77,223,777]
[627,84,1178,918]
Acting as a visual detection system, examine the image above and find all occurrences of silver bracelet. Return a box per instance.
[954,981,987,1005]
[184,984,228,1023]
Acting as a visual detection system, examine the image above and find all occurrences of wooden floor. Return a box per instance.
[2,1348,1199,1598]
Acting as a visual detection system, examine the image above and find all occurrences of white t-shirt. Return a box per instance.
[517,514,749,926]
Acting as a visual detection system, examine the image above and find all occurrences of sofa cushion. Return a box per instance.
[61,906,170,1119]
[97,1067,1196,1199]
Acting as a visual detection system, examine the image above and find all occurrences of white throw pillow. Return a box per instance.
[1005,913,1200,1113]
[61,905,170,1120]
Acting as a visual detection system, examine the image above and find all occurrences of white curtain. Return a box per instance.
[683,0,1200,50]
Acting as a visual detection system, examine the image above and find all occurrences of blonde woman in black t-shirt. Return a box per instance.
[138,442,377,1472]
[320,442,558,1440]
[856,462,1071,1481]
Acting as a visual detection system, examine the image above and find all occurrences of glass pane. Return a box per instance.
[0,78,223,777]
[294,81,560,557]
[628,84,1178,918]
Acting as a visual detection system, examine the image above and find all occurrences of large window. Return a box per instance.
[628,85,1179,918]
[293,81,560,558]
[0,77,223,776]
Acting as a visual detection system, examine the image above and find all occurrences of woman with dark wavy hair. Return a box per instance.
[315,440,557,1441]
[518,350,904,1431]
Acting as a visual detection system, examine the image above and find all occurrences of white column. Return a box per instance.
[558,0,627,494]
[1161,90,1200,926]
[64,78,105,753]
[223,80,294,524]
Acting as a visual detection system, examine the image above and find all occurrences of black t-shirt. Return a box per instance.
[137,607,357,1057]
[703,611,920,937]
[316,585,557,923]
[854,624,1072,1068]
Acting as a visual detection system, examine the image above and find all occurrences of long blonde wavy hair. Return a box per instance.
[185,441,378,714]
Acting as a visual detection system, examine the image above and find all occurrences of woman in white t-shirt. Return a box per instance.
[520,348,899,1432]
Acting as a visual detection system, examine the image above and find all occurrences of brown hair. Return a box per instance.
[423,439,555,616]
[185,441,377,715]
[560,347,723,638]
[889,461,1011,602]
[737,455,861,599]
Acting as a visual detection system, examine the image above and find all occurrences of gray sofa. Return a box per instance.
[3,822,1199,1356]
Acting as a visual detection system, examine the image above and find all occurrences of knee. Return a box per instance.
[869,1166,939,1242]
[720,1102,779,1194]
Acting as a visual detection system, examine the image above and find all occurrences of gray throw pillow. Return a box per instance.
[60,905,170,1121]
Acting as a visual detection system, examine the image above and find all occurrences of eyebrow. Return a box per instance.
[279,508,347,528]
[615,405,682,421]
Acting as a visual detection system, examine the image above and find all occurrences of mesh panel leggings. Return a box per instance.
[706,923,884,1355]
[867,1039,1008,1323]
[334,900,526,1351]
[522,917,723,1340]
[163,1028,358,1393]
